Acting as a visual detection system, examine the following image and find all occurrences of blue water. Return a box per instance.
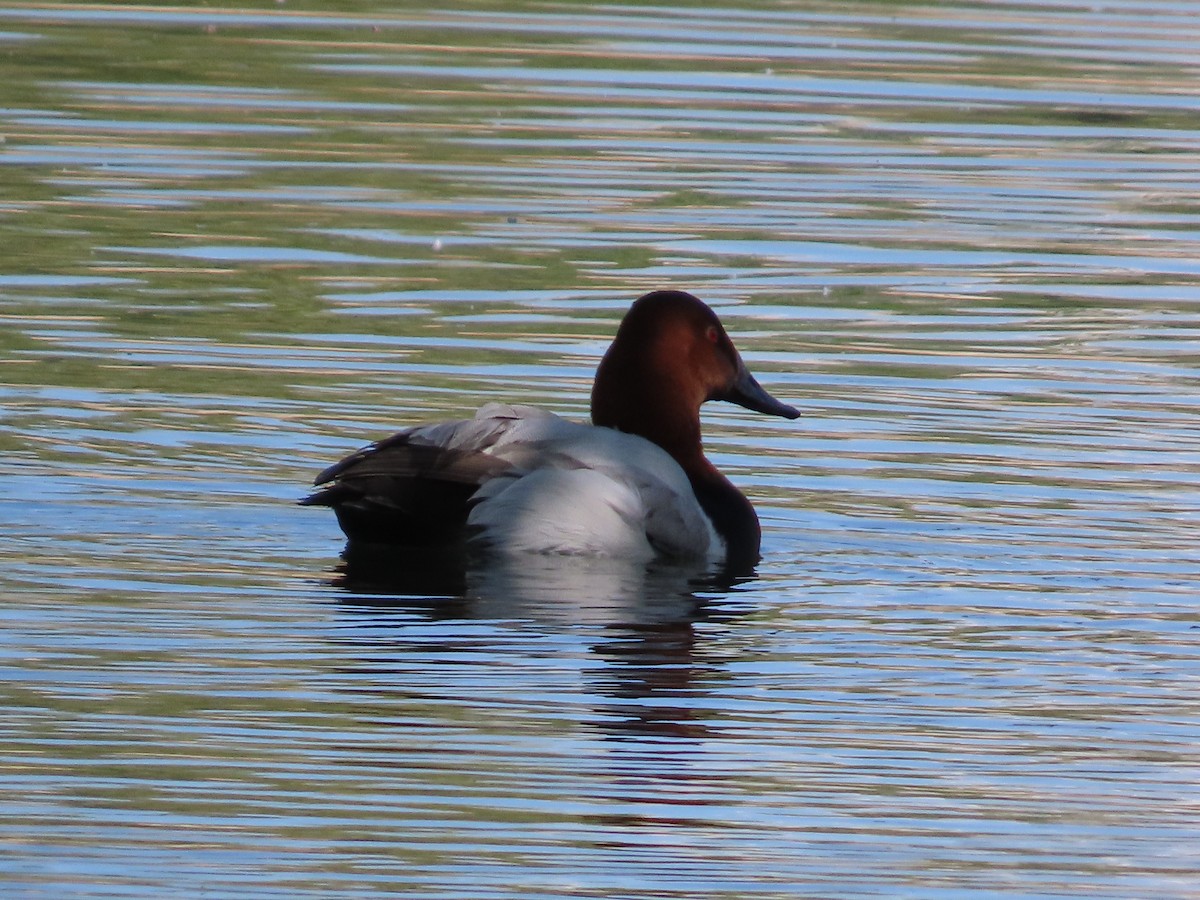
[1,2,1199,897]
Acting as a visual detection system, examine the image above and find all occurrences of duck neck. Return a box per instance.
[590,360,706,471]
[591,378,761,570]
[688,467,762,575]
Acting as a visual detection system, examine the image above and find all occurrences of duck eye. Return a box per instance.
[705,325,720,344]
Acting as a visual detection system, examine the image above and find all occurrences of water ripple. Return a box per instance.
[2,2,1199,898]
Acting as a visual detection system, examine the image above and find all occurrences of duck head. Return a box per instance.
[590,290,800,462]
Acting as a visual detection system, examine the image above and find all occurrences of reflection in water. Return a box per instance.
[593,619,719,743]
[332,542,744,614]
[331,548,743,743]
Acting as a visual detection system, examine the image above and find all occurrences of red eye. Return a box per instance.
[705,325,720,344]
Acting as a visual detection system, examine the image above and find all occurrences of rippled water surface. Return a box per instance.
[2,2,1199,897]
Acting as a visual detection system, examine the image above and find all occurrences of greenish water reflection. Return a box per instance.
[2,3,1199,898]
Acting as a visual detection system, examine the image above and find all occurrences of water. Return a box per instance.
[2,2,1199,897]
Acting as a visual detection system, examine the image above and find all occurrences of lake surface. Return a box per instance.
[2,2,1199,897]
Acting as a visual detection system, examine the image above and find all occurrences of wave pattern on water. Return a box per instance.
[1,2,1199,897]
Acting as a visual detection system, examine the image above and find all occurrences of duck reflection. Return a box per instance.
[327,546,756,742]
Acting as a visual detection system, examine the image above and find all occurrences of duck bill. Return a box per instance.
[722,357,801,419]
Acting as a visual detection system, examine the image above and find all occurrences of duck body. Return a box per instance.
[307,402,720,562]
[303,290,799,571]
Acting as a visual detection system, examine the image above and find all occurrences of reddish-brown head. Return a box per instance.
[590,290,799,465]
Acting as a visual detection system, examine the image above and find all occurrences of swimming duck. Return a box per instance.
[302,290,800,571]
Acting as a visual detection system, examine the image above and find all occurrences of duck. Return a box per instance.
[301,290,800,572]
